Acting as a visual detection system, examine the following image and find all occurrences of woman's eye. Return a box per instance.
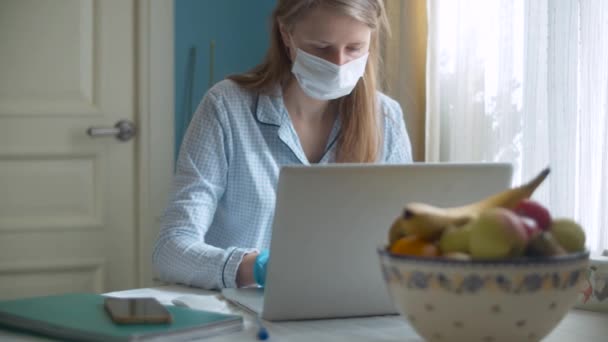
[348,47,362,53]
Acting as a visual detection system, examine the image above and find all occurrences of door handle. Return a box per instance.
[87,120,136,142]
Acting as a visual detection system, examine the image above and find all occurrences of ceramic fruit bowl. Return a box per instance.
[378,248,590,342]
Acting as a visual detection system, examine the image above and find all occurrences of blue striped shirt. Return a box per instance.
[152,80,412,289]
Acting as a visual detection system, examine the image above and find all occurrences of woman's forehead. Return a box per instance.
[293,6,371,43]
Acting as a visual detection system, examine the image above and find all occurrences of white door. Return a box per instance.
[0,0,137,298]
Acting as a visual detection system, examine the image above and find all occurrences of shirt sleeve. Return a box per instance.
[381,95,414,163]
[152,90,256,290]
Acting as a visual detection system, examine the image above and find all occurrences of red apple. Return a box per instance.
[514,199,552,231]
[520,216,541,238]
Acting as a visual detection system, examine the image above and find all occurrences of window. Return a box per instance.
[426,0,608,253]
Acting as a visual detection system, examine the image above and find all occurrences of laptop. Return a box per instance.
[221,163,513,321]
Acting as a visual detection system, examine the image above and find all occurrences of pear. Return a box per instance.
[469,208,529,259]
[439,225,472,254]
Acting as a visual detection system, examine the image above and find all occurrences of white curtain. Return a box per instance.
[426,0,608,254]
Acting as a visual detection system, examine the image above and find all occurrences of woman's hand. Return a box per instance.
[236,252,259,287]
[236,250,270,287]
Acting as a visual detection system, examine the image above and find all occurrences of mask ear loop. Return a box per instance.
[285,33,298,64]
[283,34,294,64]
[285,44,292,62]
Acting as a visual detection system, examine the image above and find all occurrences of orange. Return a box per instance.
[389,235,439,257]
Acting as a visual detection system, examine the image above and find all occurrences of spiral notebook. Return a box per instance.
[0,293,243,341]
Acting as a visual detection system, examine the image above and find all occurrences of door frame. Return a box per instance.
[137,0,175,287]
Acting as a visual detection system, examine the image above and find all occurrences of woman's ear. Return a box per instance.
[278,22,294,61]
[278,22,289,47]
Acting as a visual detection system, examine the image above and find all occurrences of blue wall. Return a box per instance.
[174,0,277,158]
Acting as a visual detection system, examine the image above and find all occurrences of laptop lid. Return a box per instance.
[260,163,513,321]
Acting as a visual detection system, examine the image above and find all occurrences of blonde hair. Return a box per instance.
[228,0,390,163]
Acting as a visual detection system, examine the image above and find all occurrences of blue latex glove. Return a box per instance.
[253,249,269,286]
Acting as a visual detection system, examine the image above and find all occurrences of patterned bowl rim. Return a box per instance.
[377,246,590,266]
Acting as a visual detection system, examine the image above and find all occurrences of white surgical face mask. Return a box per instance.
[291,48,369,100]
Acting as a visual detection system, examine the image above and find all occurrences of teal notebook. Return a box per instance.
[0,293,243,342]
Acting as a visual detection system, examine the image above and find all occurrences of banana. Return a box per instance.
[388,217,408,246]
[391,203,472,242]
[388,167,550,245]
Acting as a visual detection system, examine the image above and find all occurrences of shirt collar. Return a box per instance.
[255,84,285,126]
[254,83,342,164]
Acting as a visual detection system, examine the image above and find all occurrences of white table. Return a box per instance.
[1,285,606,341]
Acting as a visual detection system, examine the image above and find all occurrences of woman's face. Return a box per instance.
[282,6,372,66]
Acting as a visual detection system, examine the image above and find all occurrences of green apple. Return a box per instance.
[550,218,586,252]
[469,208,529,259]
[439,225,471,254]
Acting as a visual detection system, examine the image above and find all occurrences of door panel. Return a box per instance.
[0,0,97,115]
[0,0,136,299]
[0,156,100,230]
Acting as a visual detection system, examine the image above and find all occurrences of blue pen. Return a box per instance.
[215,292,269,340]
[255,315,269,340]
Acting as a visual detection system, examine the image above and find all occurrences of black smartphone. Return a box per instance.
[104,297,172,324]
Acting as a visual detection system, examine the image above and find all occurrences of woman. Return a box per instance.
[153,0,412,290]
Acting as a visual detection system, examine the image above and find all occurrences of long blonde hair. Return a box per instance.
[228,0,389,163]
